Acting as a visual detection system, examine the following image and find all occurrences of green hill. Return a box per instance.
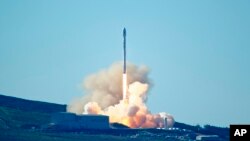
[0,94,66,113]
[0,94,66,130]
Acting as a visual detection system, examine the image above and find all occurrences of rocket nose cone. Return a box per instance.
[123,28,126,36]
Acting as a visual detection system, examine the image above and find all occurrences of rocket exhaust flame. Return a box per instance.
[67,62,174,128]
[123,73,127,100]
[67,28,174,128]
[67,62,175,128]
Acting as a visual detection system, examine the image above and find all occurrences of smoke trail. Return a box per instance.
[67,62,174,128]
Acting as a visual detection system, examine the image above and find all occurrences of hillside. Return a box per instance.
[0,94,66,130]
[0,94,229,141]
[0,94,66,113]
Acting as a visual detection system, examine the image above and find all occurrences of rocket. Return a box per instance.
[122,28,128,101]
[123,28,126,74]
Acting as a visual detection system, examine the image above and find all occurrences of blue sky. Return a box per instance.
[0,0,249,127]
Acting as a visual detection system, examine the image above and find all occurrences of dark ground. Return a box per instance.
[0,94,229,141]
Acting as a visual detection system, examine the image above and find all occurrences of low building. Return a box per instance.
[51,112,109,130]
[196,135,220,141]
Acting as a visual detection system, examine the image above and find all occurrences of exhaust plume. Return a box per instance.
[67,62,174,128]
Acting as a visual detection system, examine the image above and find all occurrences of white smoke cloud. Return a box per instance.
[67,62,174,128]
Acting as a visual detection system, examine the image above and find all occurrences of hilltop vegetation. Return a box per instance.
[0,94,66,113]
[0,94,66,130]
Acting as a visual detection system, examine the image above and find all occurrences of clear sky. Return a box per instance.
[0,0,249,127]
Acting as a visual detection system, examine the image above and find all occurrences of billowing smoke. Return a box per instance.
[67,62,174,128]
